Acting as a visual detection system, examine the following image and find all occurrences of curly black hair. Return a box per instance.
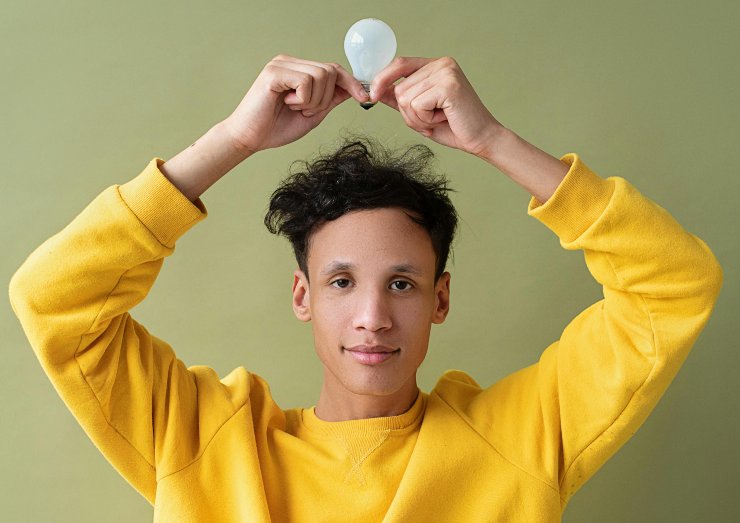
[264,133,458,282]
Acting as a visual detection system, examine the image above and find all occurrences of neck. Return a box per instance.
[314,374,420,422]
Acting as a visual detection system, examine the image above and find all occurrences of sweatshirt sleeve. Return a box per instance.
[434,153,723,509]
[8,158,251,504]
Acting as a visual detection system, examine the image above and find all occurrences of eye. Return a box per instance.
[331,278,351,289]
[390,280,413,291]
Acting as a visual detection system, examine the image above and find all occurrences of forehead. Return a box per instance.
[306,208,436,274]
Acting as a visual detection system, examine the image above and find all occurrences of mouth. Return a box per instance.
[343,345,400,365]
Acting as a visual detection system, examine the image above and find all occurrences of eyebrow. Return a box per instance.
[391,263,424,276]
[319,261,424,276]
[319,261,355,276]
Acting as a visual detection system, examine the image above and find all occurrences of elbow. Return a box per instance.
[689,234,724,303]
[8,264,38,346]
[8,262,54,353]
[8,264,30,323]
[703,246,724,302]
[688,249,723,328]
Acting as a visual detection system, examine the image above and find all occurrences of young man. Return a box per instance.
[9,55,722,521]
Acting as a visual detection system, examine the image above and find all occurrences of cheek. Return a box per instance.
[401,301,435,344]
[311,300,348,340]
[401,297,435,322]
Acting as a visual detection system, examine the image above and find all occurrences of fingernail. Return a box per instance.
[304,111,315,116]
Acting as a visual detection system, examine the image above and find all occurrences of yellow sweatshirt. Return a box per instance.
[9,153,722,522]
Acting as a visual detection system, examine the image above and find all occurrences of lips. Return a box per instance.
[343,345,400,365]
[345,344,397,354]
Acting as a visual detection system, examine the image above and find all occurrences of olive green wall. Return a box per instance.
[2,0,737,521]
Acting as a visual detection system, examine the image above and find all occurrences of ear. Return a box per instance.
[432,272,451,324]
[292,269,311,322]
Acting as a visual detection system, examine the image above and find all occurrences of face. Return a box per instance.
[291,208,451,400]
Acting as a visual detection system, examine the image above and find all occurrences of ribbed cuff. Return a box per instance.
[118,157,208,248]
[527,153,615,244]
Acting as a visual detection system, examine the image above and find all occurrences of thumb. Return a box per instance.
[378,84,399,111]
[431,109,448,123]
[326,87,352,112]
[303,87,351,122]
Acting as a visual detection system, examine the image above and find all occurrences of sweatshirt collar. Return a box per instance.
[301,390,426,437]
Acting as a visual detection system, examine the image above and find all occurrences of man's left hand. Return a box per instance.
[370,57,505,159]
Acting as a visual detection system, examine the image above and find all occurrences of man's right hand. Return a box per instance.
[223,55,369,155]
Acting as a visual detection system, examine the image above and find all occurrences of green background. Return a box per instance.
[2,0,738,521]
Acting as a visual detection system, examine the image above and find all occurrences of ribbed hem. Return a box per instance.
[301,390,426,437]
[118,157,208,248]
[527,153,615,244]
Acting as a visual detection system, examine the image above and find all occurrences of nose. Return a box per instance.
[352,287,393,332]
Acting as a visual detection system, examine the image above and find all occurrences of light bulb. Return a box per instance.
[344,18,397,110]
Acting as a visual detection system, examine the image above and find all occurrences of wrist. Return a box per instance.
[475,124,512,165]
[479,126,569,204]
[160,121,252,202]
[221,116,260,158]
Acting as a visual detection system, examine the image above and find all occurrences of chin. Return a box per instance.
[342,371,408,398]
[347,382,397,398]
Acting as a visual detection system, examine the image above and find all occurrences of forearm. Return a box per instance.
[481,127,569,204]
[160,120,252,202]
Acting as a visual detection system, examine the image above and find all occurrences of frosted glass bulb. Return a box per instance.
[344,18,397,110]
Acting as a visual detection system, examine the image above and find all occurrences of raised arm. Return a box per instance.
[369,56,569,204]
[8,55,368,503]
[371,56,724,507]
[161,54,370,202]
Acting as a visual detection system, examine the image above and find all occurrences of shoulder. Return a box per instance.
[430,369,483,407]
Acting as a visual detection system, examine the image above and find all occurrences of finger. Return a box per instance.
[392,63,436,101]
[276,59,367,111]
[272,60,330,109]
[408,85,448,131]
[375,83,445,132]
[397,77,442,127]
[370,57,437,103]
[274,55,359,94]
[271,54,320,66]
[315,66,338,113]
[303,65,338,116]
[279,71,313,109]
[325,85,352,112]
[400,106,432,138]
[330,63,371,103]
[406,101,435,132]
[303,86,352,123]
[378,84,399,111]
[388,77,440,133]
[304,63,366,116]
[431,109,448,124]
[264,62,313,107]
[391,87,428,134]
[397,102,418,132]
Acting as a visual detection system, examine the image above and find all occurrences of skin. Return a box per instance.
[161,54,569,420]
[290,208,451,421]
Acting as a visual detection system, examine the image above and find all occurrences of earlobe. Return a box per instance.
[432,272,451,324]
[292,270,311,322]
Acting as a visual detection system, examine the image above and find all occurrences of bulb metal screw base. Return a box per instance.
[359,82,376,110]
